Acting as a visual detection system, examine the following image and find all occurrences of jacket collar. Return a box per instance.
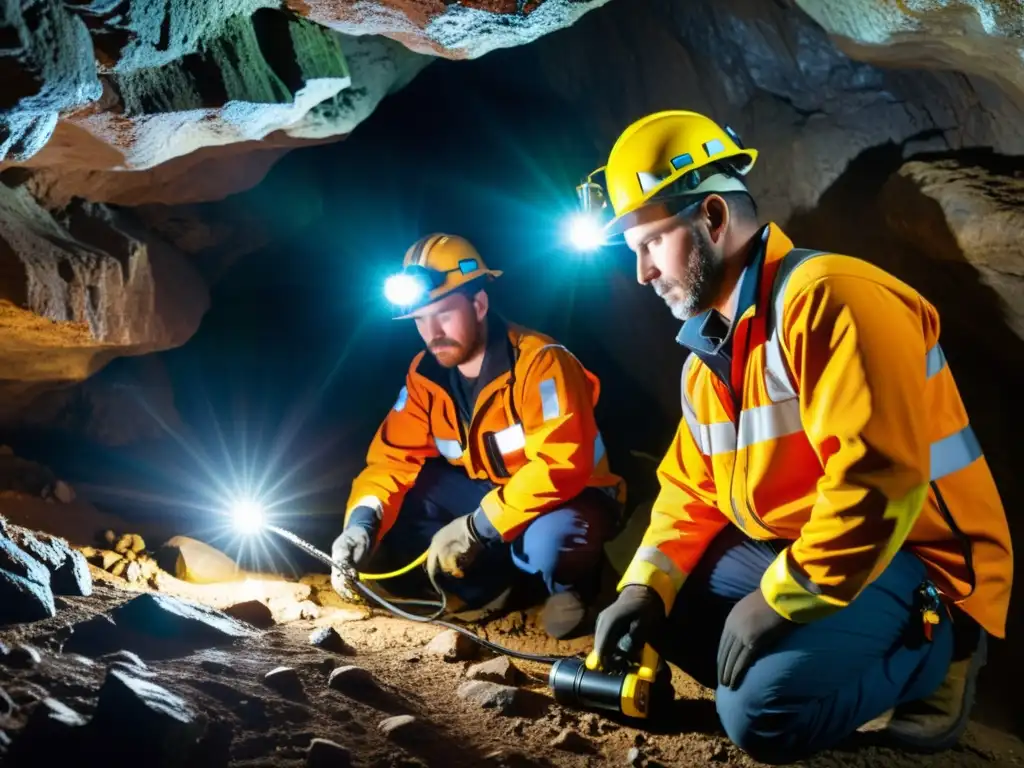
[415,312,514,396]
[674,222,795,402]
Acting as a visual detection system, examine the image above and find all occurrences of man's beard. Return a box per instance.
[652,225,724,321]
[429,332,482,369]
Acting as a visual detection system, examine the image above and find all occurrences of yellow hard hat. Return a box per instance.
[385,233,502,318]
[580,110,758,237]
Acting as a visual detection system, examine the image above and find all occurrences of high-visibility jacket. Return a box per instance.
[621,222,1013,638]
[346,317,625,541]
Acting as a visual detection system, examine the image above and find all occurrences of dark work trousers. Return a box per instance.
[660,526,954,765]
[367,460,619,608]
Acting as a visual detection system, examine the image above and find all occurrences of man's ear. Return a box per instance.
[702,194,730,244]
[473,290,489,322]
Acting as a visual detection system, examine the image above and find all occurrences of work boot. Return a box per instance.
[541,590,591,640]
[883,627,988,751]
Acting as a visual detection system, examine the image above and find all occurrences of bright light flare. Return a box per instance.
[384,273,426,306]
[232,498,266,535]
[566,213,606,252]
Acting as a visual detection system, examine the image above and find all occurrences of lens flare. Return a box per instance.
[232,498,265,535]
[384,273,426,306]
[566,213,606,251]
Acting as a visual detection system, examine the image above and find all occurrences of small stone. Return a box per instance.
[307,737,352,768]
[265,666,304,697]
[225,600,275,629]
[125,561,142,582]
[129,534,146,553]
[456,681,549,717]
[110,559,128,578]
[550,728,596,754]
[54,550,92,596]
[103,530,117,546]
[114,534,134,554]
[124,550,137,561]
[425,629,478,661]
[377,714,430,747]
[2,644,42,669]
[328,665,378,695]
[466,656,520,685]
[309,626,354,654]
[99,550,122,570]
[627,746,642,765]
[53,480,75,504]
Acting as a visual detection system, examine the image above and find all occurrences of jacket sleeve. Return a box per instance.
[618,357,728,613]
[761,274,931,623]
[477,345,600,540]
[345,374,438,538]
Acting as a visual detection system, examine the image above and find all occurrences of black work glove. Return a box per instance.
[717,588,792,689]
[592,585,665,669]
[331,505,380,598]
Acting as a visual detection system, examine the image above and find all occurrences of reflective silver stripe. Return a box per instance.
[494,423,526,455]
[763,331,797,401]
[393,386,408,412]
[434,437,462,460]
[926,344,946,379]
[681,355,737,456]
[539,378,560,421]
[634,546,685,591]
[737,399,803,450]
[931,425,982,481]
[594,432,606,463]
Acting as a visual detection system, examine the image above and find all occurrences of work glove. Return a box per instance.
[592,585,665,670]
[717,588,793,689]
[330,505,380,599]
[426,513,486,582]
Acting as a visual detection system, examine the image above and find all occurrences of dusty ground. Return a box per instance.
[1,557,1023,768]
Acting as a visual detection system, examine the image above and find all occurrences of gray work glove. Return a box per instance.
[330,505,380,599]
[426,514,485,582]
[717,588,792,689]
[592,584,665,669]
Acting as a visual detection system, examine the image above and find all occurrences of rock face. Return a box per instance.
[880,158,1024,341]
[0,0,612,202]
[0,176,208,416]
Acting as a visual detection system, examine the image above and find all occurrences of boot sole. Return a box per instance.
[885,632,988,753]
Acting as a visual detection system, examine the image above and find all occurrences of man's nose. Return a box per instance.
[637,254,658,286]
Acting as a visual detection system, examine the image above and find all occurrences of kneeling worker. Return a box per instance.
[581,111,1013,762]
[332,233,625,639]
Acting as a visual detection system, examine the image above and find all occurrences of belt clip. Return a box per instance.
[918,581,943,642]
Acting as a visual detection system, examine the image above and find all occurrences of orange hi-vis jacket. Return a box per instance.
[621,223,1013,638]
[345,316,624,542]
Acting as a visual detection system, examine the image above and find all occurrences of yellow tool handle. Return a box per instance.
[585,643,659,681]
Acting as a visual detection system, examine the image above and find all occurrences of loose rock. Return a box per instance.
[307,737,352,768]
[425,629,478,661]
[309,626,354,654]
[550,727,596,754]
[378,714,431,748]
[265,666,304,698]
[457,681,549,717]
[64,593,255,657]
[328,665,379,696]
[627,746,643,765]
[90,669,206,761]
[1,644,42,669]
[225,600,275,629]
[7,528,93,597]
[466,656,520,685]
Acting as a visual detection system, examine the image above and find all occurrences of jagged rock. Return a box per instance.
[6,528,92,597]
[89,669,206,764]
[466,656,520,685]
[425,629,478,662]
[456,681,549,718]
[309,626,355,654]
[6,697,90,762]
[225,600,275,629]
[0,542,55,624]
[0,181,209,417]
[264,666,304,698]
[879,158,1024,343]
[307,737,352,768]
[1,644,42,669]
[63,594,255,658]
[549,728,596,754]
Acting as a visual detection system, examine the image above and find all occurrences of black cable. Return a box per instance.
[266,525,573,666]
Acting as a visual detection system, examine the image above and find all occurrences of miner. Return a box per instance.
[582,110,1013,762]
[331,233,625,639]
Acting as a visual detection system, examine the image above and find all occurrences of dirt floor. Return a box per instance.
[2,552,1023,768]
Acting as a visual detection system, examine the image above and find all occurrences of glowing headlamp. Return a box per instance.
[383,258,482,310]
[568,172,611,252]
